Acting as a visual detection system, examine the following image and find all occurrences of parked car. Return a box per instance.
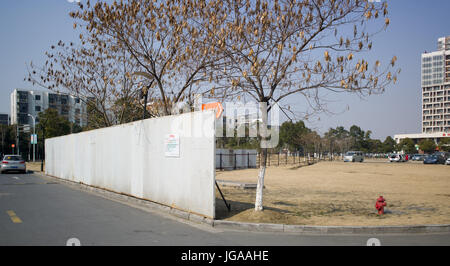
[389,154,405,163]
[1,155,27,174]
[423,154,446,165]
[434,151,450,160]
[446,157,450,165]
[411,154,426,161]
[344,151,364,162]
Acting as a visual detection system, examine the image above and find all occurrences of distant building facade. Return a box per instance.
[10,89,88,127]
[0,113,9,125]
[395,36,450,147]
[421,36,450,133]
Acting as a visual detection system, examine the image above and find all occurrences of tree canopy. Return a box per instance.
[419,139,437,154]
[37,108,72,139]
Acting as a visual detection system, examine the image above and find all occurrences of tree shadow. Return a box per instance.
[215,196,292,220]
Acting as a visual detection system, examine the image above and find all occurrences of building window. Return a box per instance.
[18,91,28,102]
[18,114,28,124]
[35,106,41,112]
[49,94,59,104]
[61,97,68,105]
[35,95,41,101]
[18,103,28,113]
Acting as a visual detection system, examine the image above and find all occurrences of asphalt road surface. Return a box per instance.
[0,172,449,246]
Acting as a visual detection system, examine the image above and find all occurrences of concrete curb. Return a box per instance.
[216,180,259,189]
[35,171,450,235]
[212,221,450,234]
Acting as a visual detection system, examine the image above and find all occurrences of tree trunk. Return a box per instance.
[255,148,267,211]
[255,101,269,211]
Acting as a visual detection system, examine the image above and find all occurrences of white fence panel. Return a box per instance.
[46,111,216,218]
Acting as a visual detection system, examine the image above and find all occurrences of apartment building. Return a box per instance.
[10,89,88,127]
[421,36,450,133]
[395,36,450,146]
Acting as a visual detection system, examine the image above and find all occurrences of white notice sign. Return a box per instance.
[165,134,180,157]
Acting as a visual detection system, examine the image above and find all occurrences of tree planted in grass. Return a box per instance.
[192,0,399,211]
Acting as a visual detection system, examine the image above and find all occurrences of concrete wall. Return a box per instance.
[45,111,216,218]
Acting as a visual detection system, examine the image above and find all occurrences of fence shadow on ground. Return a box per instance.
[214,196,292,220]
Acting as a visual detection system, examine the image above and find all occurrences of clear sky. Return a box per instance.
[0,0,449,140]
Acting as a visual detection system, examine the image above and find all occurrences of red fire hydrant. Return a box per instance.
[375,196,387,215]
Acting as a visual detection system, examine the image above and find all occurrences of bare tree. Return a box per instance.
[190,0,400,211]
[27,39,140,129]
[70,0,228,115]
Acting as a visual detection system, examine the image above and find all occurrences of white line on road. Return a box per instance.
[11,177,20,180]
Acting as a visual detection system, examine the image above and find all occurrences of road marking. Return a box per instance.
[6,210,22,224]
[11,176,20,180]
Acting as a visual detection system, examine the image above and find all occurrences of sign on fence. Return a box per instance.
[165,134,180,157]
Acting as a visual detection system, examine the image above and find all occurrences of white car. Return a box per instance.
[389,154,405,163]
[344,151,364,162]
[446,158,450,165]
[1,155,27,174]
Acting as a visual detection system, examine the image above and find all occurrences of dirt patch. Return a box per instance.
[26,162,43,172]
[215,160,450,226]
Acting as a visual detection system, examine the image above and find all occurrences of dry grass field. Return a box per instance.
[26,162,43,173]
[215,160,450,226]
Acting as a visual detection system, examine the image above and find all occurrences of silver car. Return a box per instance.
[344,151,364,162]
[1,155,27,174]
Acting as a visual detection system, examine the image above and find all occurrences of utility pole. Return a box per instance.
[40,116,48,172]
[28,114,36,162]
[16,123,19,155]
[0,125,4,157]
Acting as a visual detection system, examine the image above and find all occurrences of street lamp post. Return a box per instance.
[28,114,36,162]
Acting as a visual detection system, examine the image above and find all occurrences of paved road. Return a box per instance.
[0,172,449,246]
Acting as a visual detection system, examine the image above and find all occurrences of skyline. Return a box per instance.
[1,0,450,140]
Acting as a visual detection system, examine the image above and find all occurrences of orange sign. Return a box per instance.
[202,102,223,119]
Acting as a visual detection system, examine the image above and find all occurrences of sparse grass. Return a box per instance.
[215,160,450,226]
[26,162,44,172]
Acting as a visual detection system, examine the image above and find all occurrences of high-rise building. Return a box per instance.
[394,36,450,147]
[421,36,450,134]
[10,89,88,127]
[0,113,9,125]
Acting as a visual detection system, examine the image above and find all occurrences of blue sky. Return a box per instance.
[0,0,449,140]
